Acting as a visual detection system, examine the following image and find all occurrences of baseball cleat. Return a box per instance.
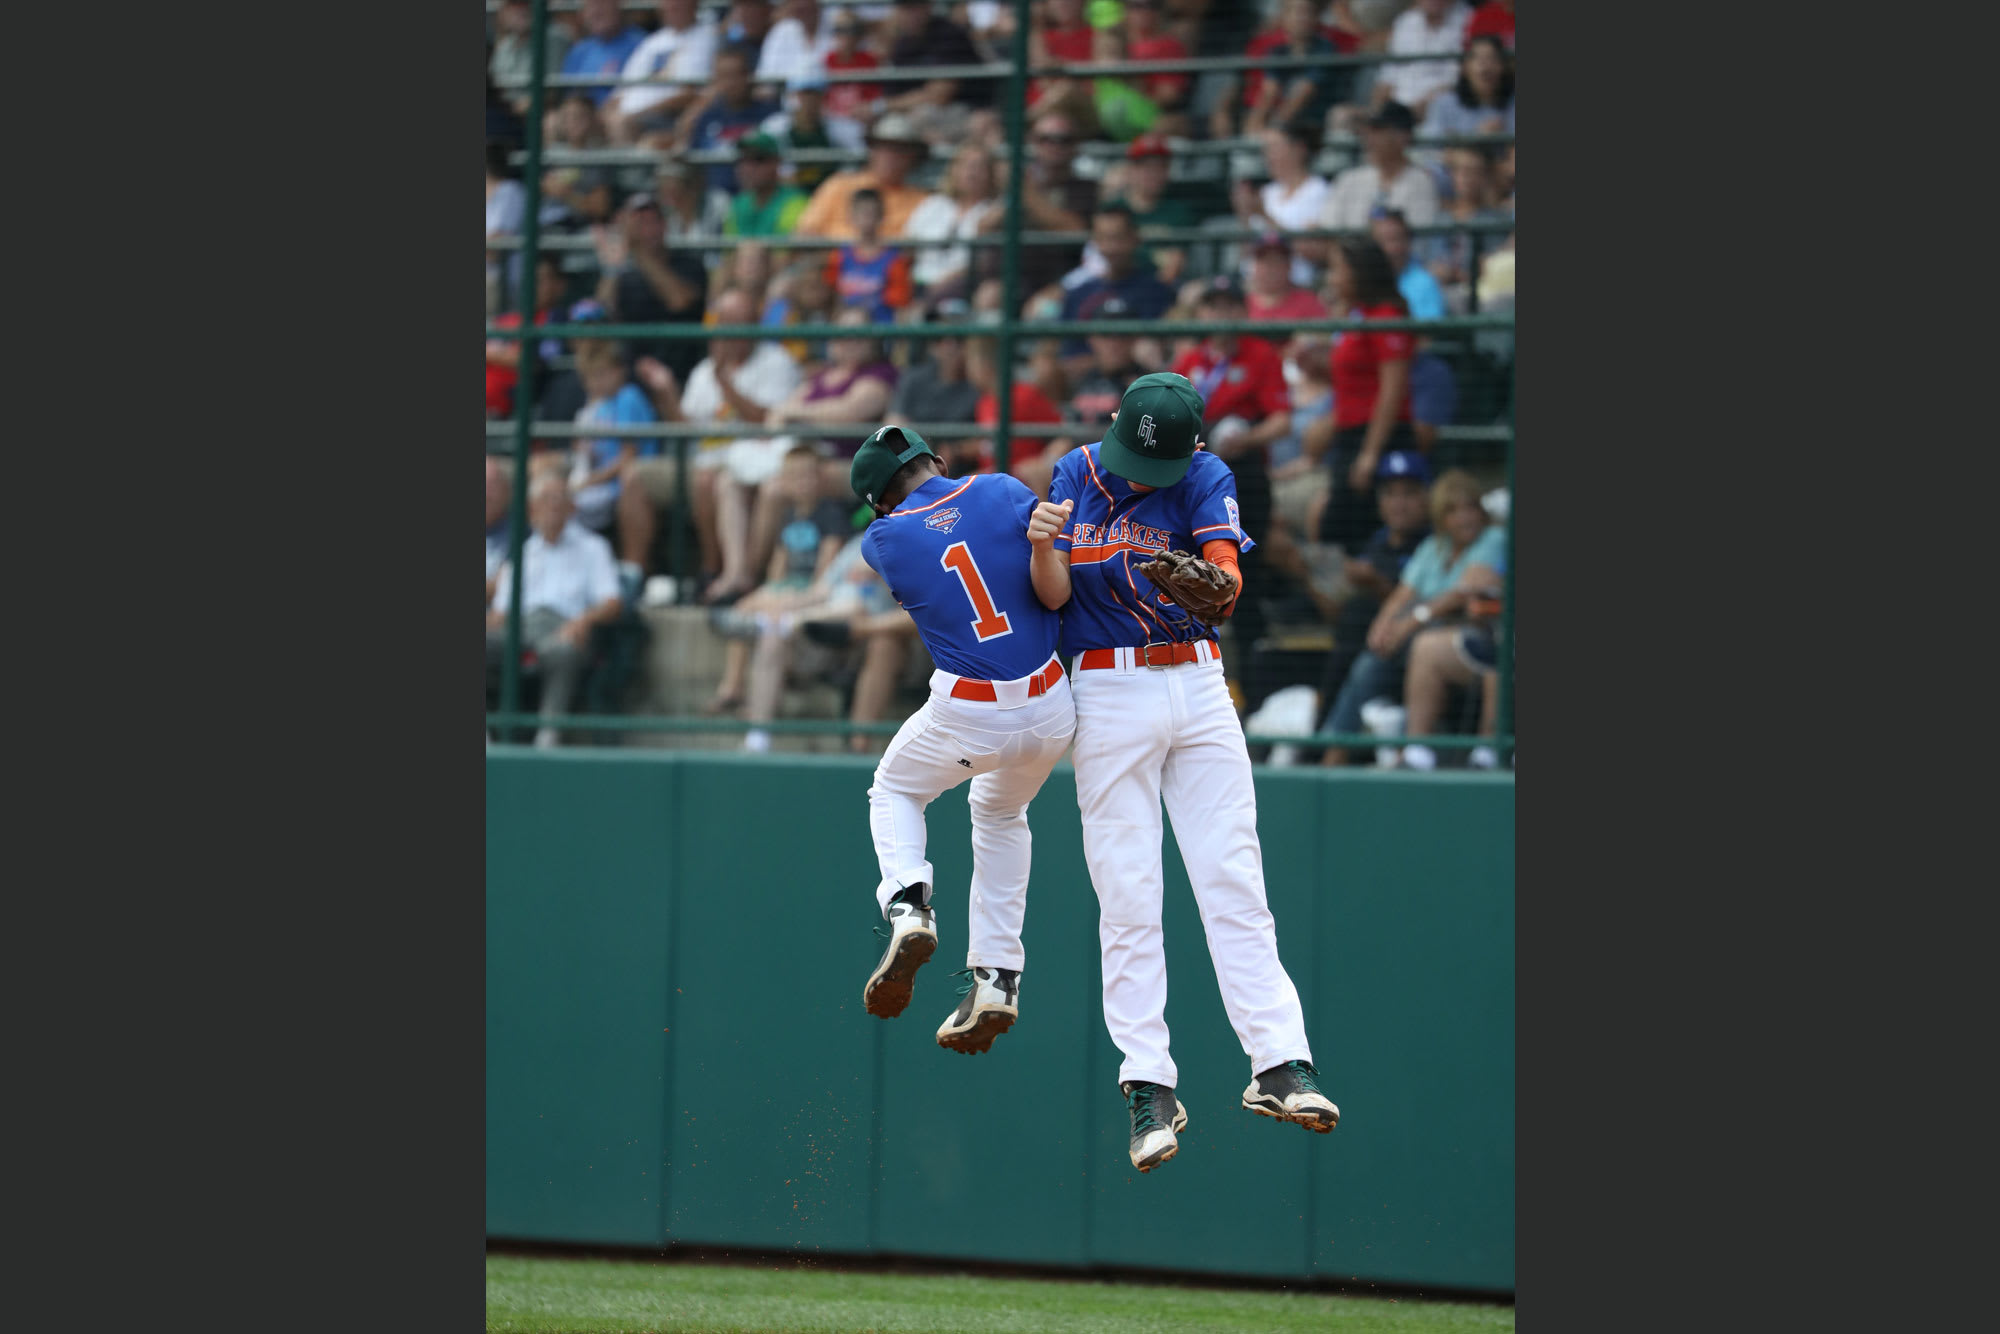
[1122,1081,1188,1172]
[936,967,1019,1054]
[1242,1060,1339,1132]
[863,886,936,1019]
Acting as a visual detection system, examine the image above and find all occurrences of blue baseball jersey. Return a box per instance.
[860,472,1063,681]
[1049,443,1257,655]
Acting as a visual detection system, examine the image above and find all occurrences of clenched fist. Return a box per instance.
[1027,498,1073,547]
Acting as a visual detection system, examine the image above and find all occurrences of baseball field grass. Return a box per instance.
[486,1254,1515,1334]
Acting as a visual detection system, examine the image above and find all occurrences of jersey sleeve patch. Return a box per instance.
[1185,456,1255,552]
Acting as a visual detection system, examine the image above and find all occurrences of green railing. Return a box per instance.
[487,0,1515,760]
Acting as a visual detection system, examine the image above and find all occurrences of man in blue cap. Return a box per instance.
[849,425,1076,1058]
[1025,373,1340,1175]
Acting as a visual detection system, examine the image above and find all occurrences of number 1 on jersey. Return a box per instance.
[941,541,1013,642]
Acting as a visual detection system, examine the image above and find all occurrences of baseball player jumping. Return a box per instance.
[852,426,1077,1054]
[1027,373,1339,1173]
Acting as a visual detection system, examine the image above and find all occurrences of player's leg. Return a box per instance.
[1160,659,1338,1132]
[861,699,983,1018]
[960,687,1076,972]
[937,687,1077,1054]
[1072,668,1188,1169]
[1069,669,1177,1089]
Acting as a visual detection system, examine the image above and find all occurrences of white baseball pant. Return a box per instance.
[867,667,1076,972]
[1068,647,1314,1087]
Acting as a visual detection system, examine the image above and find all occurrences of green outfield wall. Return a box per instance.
[487,751,1515,1292]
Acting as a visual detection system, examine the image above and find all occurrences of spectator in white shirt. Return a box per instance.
[625,287,806,600]
[1320,100,1439,230]
[605,0,719,144]
[1233,120,1329,286]
[487,472,626,747]
[900,145,1004,308]
[1378,0,1472,119]
[753,0,833,94]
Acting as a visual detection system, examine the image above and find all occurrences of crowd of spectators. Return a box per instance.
[485,0,1517,765]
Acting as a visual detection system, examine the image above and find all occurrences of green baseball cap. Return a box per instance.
[850,425,939,509]
[1099,372,1206,487]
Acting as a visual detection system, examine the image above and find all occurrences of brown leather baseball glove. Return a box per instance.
[1136,548,1239,628]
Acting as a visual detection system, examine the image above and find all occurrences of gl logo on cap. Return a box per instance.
[1137,414,1157,450]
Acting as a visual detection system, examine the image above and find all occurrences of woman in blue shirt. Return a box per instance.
[1418,36,1516,140]
[1319,468,1504,766]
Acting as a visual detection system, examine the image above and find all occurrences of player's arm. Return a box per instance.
[1027,498,1073,610]
[1200,538,1244,610]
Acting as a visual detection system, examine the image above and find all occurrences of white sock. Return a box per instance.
[1401,743,1437,771]
[744,727,772,753]
[1469,745,1498,770]
[534,726,559,749]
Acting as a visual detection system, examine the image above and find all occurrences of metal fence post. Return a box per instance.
[672,437,689,597]
[1496,359,1515,764]
[500,0,554,737]
[991,0,1033,478]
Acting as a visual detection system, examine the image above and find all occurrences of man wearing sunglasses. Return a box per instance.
[1005,111,1101,313]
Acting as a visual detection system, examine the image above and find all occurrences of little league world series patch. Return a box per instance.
[924,507,963,534]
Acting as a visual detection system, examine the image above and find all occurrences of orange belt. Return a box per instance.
[948,657,1066,701]
[1076,641,1216,670]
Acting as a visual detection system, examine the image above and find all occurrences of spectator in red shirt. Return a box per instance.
[1464,0,1514,49]
[1245,232,1329,327]
[1028,0,1099,129]
[964,336,1065,485]
[1171,277,1294,474]
[487,254,572,420]
[1122,0,1192,134]
[822,11,881,123]
[1306,236,1416,552]
[1215,0,1359,139]
[1171,276,1294,706]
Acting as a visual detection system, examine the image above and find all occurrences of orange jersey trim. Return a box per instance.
[1123,556,1177,637]
[890,476,975,517]
[1068,539,1162,566]
[1079,446,1118,506]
